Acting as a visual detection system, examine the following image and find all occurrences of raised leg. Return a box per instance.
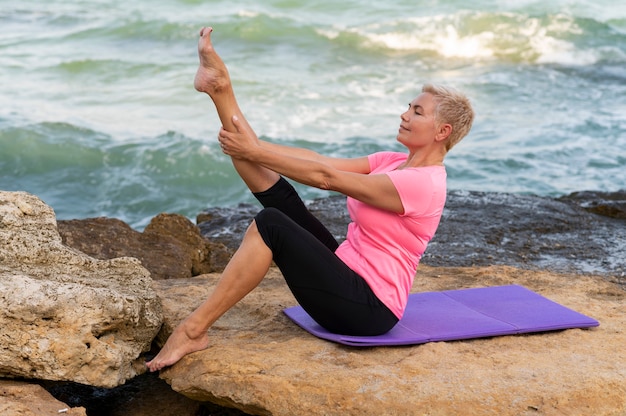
[146,220,273,371]
[194,27,279,193]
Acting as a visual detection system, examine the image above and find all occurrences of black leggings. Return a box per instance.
[253,177,398,336]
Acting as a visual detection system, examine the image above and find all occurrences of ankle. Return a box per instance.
[207,78,232,96]
[179,317,208,340]
[195,76,232,97]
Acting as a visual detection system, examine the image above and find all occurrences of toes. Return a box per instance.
[200,26,213,38]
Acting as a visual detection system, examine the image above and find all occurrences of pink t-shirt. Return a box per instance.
[334,151,447,319]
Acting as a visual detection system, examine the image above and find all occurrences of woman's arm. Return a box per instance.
[219,116,404,213]
[258,140,372,174]
[219,117,372,174]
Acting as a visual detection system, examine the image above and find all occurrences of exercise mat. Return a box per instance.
[283,285,599,346]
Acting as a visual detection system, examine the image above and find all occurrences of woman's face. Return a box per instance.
[397,93,438,149]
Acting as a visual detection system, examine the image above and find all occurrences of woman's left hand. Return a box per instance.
[217,115,260,160]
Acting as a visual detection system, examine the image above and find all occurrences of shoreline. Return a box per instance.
[198,189,626,285]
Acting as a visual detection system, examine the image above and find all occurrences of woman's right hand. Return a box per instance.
[217,115,260,160]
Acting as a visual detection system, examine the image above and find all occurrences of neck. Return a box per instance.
[400,148,446,169]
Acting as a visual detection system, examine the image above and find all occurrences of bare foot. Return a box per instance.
[145,321,210,372]
[194,27,231,96]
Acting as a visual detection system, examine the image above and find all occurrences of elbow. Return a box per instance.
[319,179,332,190]
[316,169,334,191]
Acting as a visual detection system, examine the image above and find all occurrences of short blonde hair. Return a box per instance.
[422,84,474,151]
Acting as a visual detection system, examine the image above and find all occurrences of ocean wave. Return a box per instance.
[67,19,195,43]
[316,11,626,66]
[6,5,623,68]
[206,7,626,66]
[0,122,244,228]
[54,58,159,77]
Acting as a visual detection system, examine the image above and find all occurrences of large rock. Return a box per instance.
[0,191,162,388]
[58,213,231,280]
[153,266,626,416]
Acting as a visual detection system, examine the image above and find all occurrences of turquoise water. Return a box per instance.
[1,0,625,229]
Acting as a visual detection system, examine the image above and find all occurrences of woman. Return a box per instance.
[146,27,474,372]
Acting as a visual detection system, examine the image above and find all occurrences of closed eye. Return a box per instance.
[411,104,424,115]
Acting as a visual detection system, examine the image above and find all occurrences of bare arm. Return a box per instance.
[219,116,404,213]
[254,148,403,213]
[258,140,372,174]
[219,119,371,174]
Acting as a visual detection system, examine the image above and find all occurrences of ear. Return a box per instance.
[435,123,452,142]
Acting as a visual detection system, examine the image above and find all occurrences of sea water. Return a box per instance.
[1,0,625,229]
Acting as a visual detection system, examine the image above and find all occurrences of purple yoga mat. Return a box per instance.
[283,284,599,346]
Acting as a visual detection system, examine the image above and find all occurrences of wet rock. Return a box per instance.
[558,190,626,219]
[58,214,231,280]
[0,191,162,388]
[196,204,259,252]
[427,190,626,281]
[197,190,626,284]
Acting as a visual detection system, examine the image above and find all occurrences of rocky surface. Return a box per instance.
[0,191,162,388]
[198,189,626,285]
[154,265,626,416]
[58,213,232,280]
[1,188,625,415]
[430,190,626,279]
[558,189,626,219]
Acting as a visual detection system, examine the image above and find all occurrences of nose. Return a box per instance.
[400,109,409,121]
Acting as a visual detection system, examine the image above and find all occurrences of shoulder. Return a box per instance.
[368,152,408,171]
[387,165,446,187]
[386,166,447,216]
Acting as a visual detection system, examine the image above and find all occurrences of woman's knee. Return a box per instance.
[253,207,298,255]
[254,207,284,225]
[251,209,280,249]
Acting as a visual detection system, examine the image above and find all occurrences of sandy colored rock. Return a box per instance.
[153,266,626,416]
[0,379,86,416]
[0,191,162,388]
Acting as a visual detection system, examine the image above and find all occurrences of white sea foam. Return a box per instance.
[321,11,603,66]
[361,17,496,59]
